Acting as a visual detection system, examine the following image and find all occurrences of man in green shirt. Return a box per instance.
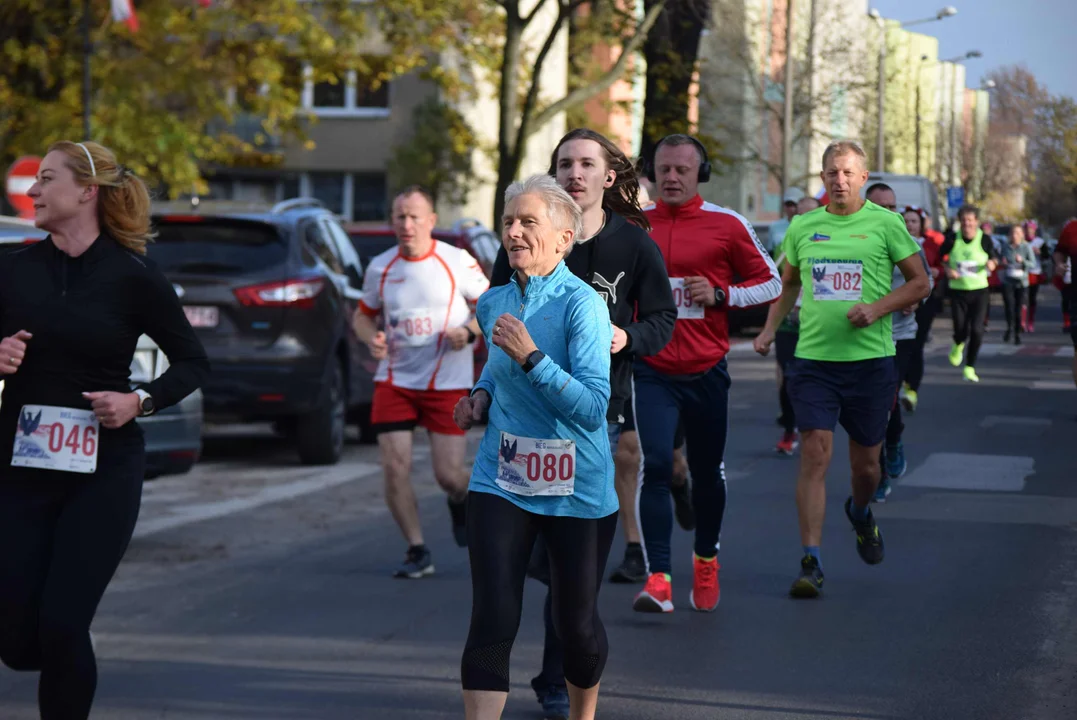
[753,140,930,598]
[940,205,999,383]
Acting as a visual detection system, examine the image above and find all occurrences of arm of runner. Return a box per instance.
[521,292,612,432]
[354,260,387,355]
[621,237,676,356]
[136,267,211,410]
[727,217,782,307]
[852,253,930,326]
[446,253,492,349]
[754,260,801,355]
[983,233,999,272]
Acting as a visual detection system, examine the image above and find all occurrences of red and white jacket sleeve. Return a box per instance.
[727,216,782,307]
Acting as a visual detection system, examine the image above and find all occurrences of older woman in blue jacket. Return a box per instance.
[454,174,616,720]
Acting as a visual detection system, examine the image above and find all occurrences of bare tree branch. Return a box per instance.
[522,0,551,27]
[526,0,665,136]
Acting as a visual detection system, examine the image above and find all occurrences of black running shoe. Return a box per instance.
[789,555,824,598]
[670,478,696,531]
[447,496,468,548]
[844,497,885,565]
[393,546,434,578]
[608,544,647,583]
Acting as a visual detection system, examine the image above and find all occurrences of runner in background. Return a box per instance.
[1053,219,1077,393]
[942,205,998,383]
[900,206,946,413]
[354,186,489,578]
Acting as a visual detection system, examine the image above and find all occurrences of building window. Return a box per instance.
[308,172,347,216]
[303,62,391,118]
[353,173,388,221]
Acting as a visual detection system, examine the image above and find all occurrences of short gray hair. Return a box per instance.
[504,174,583,255]
[821,140,868,170]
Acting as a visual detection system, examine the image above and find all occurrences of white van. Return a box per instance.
[860,173,944,230]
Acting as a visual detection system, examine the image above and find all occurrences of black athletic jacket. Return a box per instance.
[0,234,209,467]
[491,211,676,423]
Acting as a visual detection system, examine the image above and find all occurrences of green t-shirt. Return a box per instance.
[784,200,920,361]
[947,229,991,291]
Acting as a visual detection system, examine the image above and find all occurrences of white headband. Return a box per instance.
[76,142,96,177]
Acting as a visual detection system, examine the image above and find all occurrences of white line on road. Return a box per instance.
[134,461,381,538]
[1032,381,1075,390]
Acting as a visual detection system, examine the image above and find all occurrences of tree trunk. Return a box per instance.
[639,0,709,163]
[494,5,526,234]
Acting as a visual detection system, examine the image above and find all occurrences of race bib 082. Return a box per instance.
[669,278,705,319]
[11,405,99,474]
[811,261,863,302]
[390,307,437,347]
[495,432,575,497]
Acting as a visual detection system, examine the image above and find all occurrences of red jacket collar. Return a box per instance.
[652,194,703,218]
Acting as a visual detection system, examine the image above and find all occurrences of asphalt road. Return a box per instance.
[1,292,1075,720]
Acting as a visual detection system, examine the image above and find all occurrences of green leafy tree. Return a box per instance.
[0,0,368,197]
[388,96,478,208]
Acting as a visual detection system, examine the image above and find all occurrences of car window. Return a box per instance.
[349,232,398,268]
[321,217,364,288]
[304,221,345,275]
[150,220,288,274]
[467,230,500,271]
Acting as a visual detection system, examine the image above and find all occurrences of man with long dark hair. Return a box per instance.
[490,128,676,717]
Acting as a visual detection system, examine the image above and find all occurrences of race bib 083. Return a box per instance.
[811,261,863,302]
[390,307,437,347]
[11,405,99,474]
[669,278,705,319]
[495,432,575,497]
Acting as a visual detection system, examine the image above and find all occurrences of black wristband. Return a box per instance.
[466,327,476,343]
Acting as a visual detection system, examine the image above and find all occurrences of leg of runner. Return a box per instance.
[775,331,799,454]
[949,290,972,368]
[881,339,916,488]
[1002,281,1018,343]
[631,362,681,613]
[429,432,470,547]
[610,404,646,583]
[1068,287,1077,389]
[0,452,143,719]
[670,421,695,532]
[544,511,617,720]
[1027,281,1039,332]
[905,300,936,406]
[1013,284,1026,345]
[380,431,431,577]
[963,288,990,382]
[680,361,731,613]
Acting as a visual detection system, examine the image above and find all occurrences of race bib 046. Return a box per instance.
[11,405,99,474]
[811,261,863,302]
[389,307,437,347]
[669,278,705,319]
[495,432,575,497]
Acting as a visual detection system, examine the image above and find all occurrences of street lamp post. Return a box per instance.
[869,6,957,172]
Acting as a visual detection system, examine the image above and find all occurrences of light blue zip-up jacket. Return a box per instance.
[470,261,617,519]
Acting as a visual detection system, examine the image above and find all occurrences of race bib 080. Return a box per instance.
[811,261,863,302]
[495,432,575,497]
[669,278,705,319]
[390,307,437,347]
[11,405,99,474]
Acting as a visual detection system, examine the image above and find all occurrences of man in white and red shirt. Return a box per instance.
[353,186,489,578]
[632,134,782,615]
[1054,218,1077,391]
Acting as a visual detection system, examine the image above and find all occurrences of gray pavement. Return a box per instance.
[1,292,1075,719]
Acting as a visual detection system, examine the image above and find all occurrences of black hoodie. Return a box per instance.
[491,211,676,423]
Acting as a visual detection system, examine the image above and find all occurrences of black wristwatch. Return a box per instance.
[465,327,477,344]
[713,287,727,307]
[522,350,546,374]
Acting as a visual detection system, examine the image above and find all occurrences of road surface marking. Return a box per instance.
[135,461,381,538]
[899,453,1034,492]
[980,416,1052,428]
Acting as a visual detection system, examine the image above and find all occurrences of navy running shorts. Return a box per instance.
[785,357,898,447]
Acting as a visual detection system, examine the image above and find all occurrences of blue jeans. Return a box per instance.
[634,359,731,575]
[531,421,621,692]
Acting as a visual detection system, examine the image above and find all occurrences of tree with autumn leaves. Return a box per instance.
[0,0,380,200]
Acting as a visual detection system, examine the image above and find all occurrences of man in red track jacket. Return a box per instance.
[631,134,781,615]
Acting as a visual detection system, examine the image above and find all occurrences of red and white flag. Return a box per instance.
[111,0,140,32]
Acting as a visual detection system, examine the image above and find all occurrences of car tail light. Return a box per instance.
[233,278,325,308]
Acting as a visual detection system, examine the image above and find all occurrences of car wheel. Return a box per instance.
[297,360,346,465]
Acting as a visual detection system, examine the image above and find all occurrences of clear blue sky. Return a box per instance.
[872,0,1077,99]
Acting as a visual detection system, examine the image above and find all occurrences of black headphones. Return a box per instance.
[645,134,712,184]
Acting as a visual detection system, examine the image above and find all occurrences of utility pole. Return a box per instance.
[875,20,886,171]
[82,0,92,140]
[781,0,797,197]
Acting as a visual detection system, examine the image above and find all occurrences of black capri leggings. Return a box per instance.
[0,440,144,720]
[461,491,617,692]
